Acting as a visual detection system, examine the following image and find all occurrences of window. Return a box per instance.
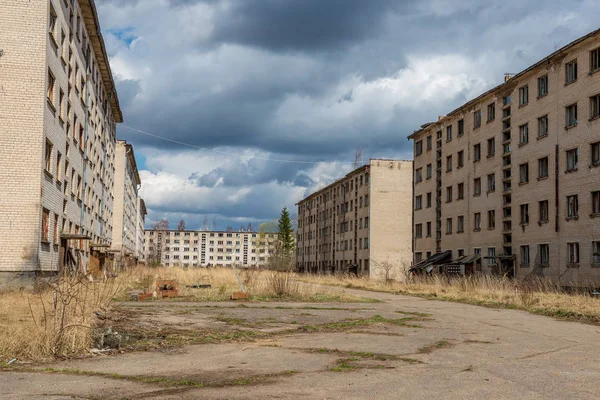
[426,221,432,237]
[592,191,600,214]
[47,69,55,105]
[593,241,600,265]
[59,89,64,119]
[415,224,423,238]
[503,95,511,106]
[519,124,529,145]
[487,138,495,157]
[42,208,50,243]
[539,244,550,265]
[519,163,529,184]
[487,103,495,121]
[364,237,369,249]
[520,204,529,225]
[487,173,495,192]
[426,135,432,150]
[474,178,481,196]
[488,247,497,266]
[446,186,453,203]
[457,216,464,233]
[458,119,464,136]
[426,164,432,179]
[56,152,62,180]
[446,218,452,234]
[474,110,482,128]
[567,195,578,218]
[446,155,452,172]
[566,148,578,171]
[415,195,422,210]
[566,103,578,127]
[538,75,548,97]
[539,200,549,222]
[488,210,495,230]
[415,168,422,183]
[364,217,369,228]
[565,59,577,84]
[446,125,452,141]
[457,150,464,168]
[591,47,600,72]
[567,242,579,264]
[474,143,481,162]
[590,94,600,120]
[426,192,432,208]
[520,246,530,266]
[44,139,53,173]
[538,115,549,137]
[415,140,423,156]
[519,85,529,105]
[474,212,481,231]
[538,157,548,179]
[49,5,57,36]
[415,253,423,263]
[457,182,464,200]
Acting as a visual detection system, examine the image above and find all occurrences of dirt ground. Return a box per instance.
[2,286,600,399]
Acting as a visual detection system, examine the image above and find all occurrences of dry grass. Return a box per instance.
[0,266,367,362]
[298,274,600,325]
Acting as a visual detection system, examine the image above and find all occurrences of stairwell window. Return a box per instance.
[538,75,548,97]
[520,246,530,266]
[566,103,578,128]
[567,195,578,218]
[520,204,529,225]
[446,155,452,172]
[592,191,600,215]
[457,150,464,168]
[474,178,481,196]
[426,221,432,237]
[566,148,578,172]
[426,192,432,208]
[566,59,578,84]
[446,186,453,203]
[538,157,548,179]
[539,200,549,223]
[487,173,495,192]
[519,85,529,106]
[538,115,549,138]
[474,110,482,129]
[591,47,600,73]
[590,94,600,120]
[567,242,579,264]
[474,143,481,162]
[426,164,432,179]
[446,218,452,234]
[488,210,495,230]
[487,138,495,157]
[457,216,464,233]
[538,244,550,266]
[519,163,529,184]
[519,124,529,145]
[474,213,481,231]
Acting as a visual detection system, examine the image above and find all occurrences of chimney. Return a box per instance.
[504,73,515,82]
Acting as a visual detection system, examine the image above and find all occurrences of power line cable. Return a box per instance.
[122,125,353,165]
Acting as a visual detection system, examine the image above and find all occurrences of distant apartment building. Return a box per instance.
[296,159,413,280]
[136,198,147,262]
[145,230,278,267]
[0,0,122,279]
[409,29,600,284]
[111,141,144,264]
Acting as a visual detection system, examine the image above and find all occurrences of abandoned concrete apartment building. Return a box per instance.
[409,29,600,284]
[296,159,413,280]
[144,230,278,268]
[0,0,145,280]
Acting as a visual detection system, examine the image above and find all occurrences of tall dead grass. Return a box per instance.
[299,273,600,324]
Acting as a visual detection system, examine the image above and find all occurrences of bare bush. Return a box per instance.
[267,271,299,296]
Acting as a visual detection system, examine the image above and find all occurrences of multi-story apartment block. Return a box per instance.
[409,29,600,284]
[145,230,278,267]
[296,159,413,280]
[136,198,147,262]
[0,0,122,280]
[111,141,143,264]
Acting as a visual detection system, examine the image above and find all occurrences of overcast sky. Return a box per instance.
[97,0,599,230]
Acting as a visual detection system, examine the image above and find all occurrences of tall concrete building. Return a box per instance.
[136,198,147,262]
[296,159,413,280]
[0,0,122,279]
[111,140,146,264]
[145,230,278,268]
[409,29,600,284]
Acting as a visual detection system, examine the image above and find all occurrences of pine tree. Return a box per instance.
[278,206,294,260]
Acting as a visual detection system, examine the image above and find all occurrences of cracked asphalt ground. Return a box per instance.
[2,286,600,399]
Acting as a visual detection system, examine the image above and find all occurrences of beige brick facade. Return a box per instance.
[296,159,413,280]
[410,29,600,285]
[0,0,122,278]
